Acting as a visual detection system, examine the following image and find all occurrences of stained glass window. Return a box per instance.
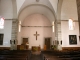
[52,22,54,32]
[0,17,4,29]
[69,19,74,30]
[19,21,21,32]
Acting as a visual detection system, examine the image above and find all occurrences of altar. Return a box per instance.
[31,46,41,54]
[31,46,41,52]
[20,45,29,50]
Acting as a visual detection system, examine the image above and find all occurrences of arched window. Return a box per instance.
[52,21,54,32]
[0,17,4,29]
[69,19,74,30]
[19,21,21,32]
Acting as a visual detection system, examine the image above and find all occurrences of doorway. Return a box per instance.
[22,38,28,45]
[44,37,51,50]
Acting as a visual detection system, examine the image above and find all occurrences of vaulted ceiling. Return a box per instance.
[16,0,59,23]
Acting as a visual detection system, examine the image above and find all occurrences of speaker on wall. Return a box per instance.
[61,40,62,45]
[14,40,15,44]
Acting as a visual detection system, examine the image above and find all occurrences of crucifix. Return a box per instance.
[34,31,40,40]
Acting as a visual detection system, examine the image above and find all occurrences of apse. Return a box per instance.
[21,14,53,49]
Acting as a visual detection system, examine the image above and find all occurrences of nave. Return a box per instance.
[29,54,43,60]
[0,50,80,60]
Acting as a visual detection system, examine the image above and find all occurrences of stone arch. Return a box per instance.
[17,0,57,19]
[18,4,56,23]
[21,14,53,49]
[16,0,65,50]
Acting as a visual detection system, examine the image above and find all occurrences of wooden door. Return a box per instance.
[22,38,28,45]
[45,38,51,50]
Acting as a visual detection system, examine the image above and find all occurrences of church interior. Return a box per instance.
[0,0,80,60]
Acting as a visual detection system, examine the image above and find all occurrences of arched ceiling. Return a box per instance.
[19,4,55,23]
[16,0,58,14]
[16,0,59,23]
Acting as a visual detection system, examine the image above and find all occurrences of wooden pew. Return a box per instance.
[42,50,80,60]
[6,58,27,60]
[0,50,31,60]
[57,50,80,60]
[42,51,64,60]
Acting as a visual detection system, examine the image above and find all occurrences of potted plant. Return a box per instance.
[54,45,57,50]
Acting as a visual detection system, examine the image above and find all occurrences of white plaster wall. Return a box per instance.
[0,20,12,47]
[22,14,52,26]
[0,0,13,19]
[61,0,78,20]
[21,27,52,49]
[61,21,80,47]
[0,0,15,47]
[20,14,54,49]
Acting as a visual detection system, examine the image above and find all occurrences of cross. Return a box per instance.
[34,31,40,40]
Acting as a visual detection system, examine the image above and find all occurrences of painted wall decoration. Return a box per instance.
[69,35,77,45]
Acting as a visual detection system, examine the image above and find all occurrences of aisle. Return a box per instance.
[30,54,43,60]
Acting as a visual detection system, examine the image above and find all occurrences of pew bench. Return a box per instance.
[6,58,27,60]
[0,50,31,60]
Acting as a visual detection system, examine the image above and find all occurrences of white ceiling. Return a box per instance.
[16,0,58,23]
[16,0,58,14]
[19,5,55,23]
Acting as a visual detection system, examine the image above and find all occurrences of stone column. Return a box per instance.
[54,20,62,50]
[55,0,63,50]
[54,20,58,50]
[11,19,18,50]
[11,0,18,50]
[57,21,62,50]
